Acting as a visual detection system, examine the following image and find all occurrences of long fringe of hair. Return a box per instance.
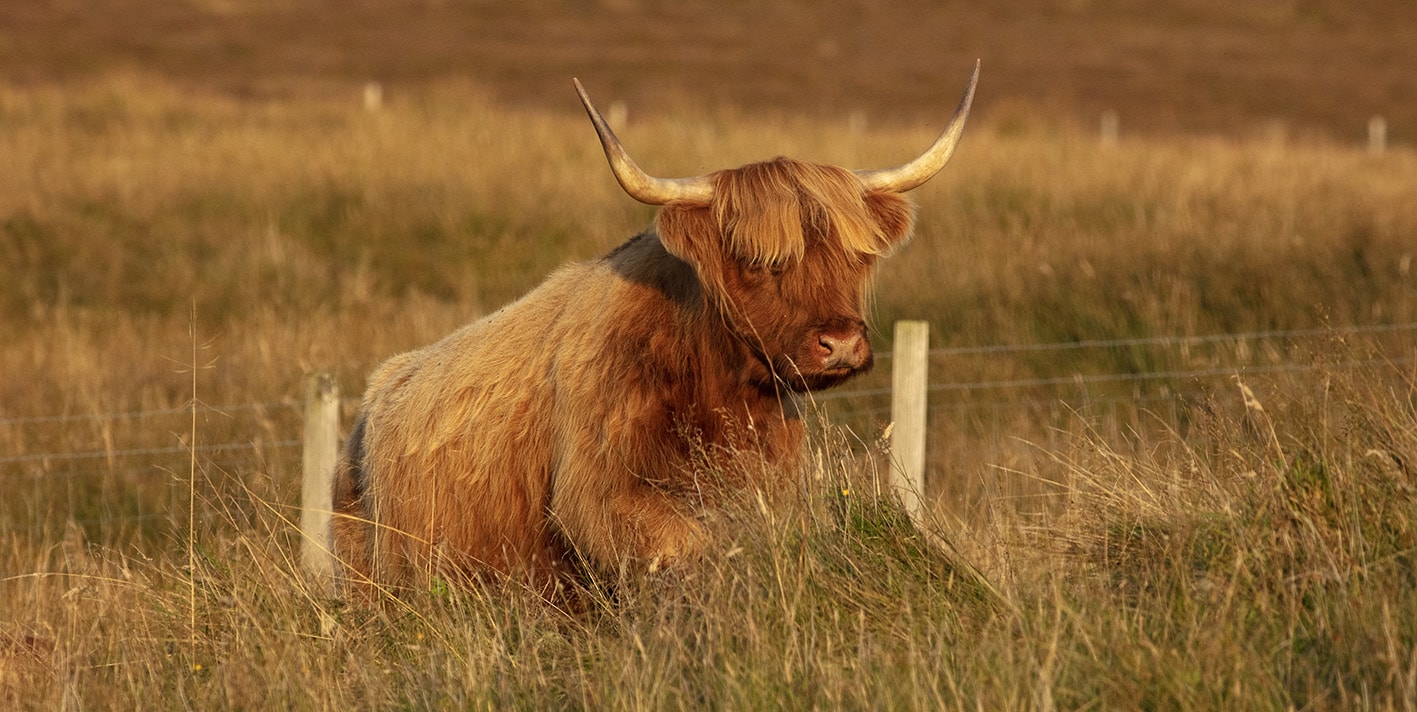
[708,158,900,266]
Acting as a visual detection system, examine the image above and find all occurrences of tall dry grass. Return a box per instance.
[1,75,1415,709]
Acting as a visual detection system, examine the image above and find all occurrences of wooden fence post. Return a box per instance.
[301,372,339,587]
[1369,115,1387,155]
[890,320,929,517]
[1100,109,1119,146]
[363,82,384,112]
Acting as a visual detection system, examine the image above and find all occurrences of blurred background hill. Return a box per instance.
[3,0,1413,142]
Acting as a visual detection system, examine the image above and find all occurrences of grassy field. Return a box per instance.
[2,29,1417,711]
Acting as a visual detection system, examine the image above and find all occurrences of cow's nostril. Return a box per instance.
[819,334,853,356]
[818,333,866,368]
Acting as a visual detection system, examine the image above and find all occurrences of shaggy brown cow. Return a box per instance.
[331,64,979,597]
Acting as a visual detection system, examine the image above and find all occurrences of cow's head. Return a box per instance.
[576,64,978,393]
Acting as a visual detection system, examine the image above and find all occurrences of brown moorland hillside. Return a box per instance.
[2,0,1414,141]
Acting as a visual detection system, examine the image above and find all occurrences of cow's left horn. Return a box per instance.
[574,79,714,206]
[855,60,979,193]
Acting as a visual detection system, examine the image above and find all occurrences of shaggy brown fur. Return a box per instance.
[331,157,916,598]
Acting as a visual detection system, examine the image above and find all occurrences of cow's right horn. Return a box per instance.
[855,60,979,193]
[575,79,715,206]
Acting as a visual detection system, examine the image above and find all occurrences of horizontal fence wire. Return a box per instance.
[70,512,172,527]
[927,353,1416,395]
[819,323,1417,401]
[820,354,1417,418]
[923,321,1417,358]
[0,456,291,482]
[0,400,298,427]
[866,321,1417,361]
[0,440,301,470]
[1,322,1413,529]
[3,322,1412,424]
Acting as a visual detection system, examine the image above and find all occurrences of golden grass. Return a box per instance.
[1,75,1415,709]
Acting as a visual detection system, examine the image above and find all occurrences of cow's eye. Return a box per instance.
[744,263,772,280]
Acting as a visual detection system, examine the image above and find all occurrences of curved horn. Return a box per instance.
[574,78,714,205]
[855,60,979,193]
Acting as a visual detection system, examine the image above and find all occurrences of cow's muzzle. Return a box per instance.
[816,330,871,372]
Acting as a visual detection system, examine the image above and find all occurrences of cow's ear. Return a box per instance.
[654,202,718,265]
[865,191,917,253]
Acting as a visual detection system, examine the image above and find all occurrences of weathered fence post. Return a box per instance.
[1100,109,1119,146]
[363,82,384,112]
[1369,115,1387,155]
[608,100,629,132]
[848,110,868,135]
[301,372,339,587]
[890,320,929,517]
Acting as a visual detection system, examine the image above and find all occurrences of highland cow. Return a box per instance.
[331,64,979,597]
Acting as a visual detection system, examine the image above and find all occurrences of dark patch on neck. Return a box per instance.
[604,230,701,308]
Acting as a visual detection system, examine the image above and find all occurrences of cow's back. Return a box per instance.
[335,263,607,592]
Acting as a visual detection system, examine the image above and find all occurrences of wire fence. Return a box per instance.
[818,352,1417,411]
[818,321,1417,400]
[0,439,302,468]
[0,397,308,539]
[922,321,1417,358]
[2,321,1414,532]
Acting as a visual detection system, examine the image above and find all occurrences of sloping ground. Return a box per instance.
[2,0,1414,140]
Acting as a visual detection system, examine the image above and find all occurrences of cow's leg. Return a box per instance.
[549,473,706,577]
